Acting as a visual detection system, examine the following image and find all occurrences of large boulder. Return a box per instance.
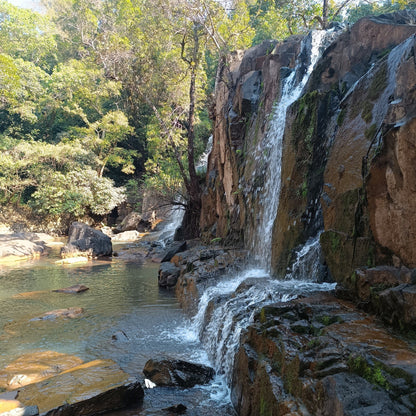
[0,359,143,416]
[61,222,112,258]
[143,359,214,388]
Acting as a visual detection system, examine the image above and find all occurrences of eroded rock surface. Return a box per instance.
[232,293,416,416]
[0,351,83,391]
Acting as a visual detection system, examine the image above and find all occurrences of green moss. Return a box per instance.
[368,62,388,101]
[259,308,267,324]
[317,314,343,326]
[283,356,301,396]
[361,101,374,124]
[348,355,390,389]
[365,124,377,141]
[337,109,346,126]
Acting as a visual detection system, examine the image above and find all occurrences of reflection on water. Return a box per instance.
[0,249,194,374]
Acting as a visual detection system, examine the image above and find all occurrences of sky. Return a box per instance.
[7,0,43,11]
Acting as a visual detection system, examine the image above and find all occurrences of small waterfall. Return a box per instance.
[250,30,335,270]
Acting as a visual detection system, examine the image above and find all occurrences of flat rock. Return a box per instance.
[0,351,83,390]
[52,285,89,294]
[143,358,214,388]
[30,308,83,321]
[3,359,143,415]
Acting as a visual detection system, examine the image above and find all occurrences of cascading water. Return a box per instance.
[190,29,339,389]
[250,30,336,269]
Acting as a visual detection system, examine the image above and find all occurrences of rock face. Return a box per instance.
[232,293,416,416]
[2,359,143,416]
[61,222,112,258]
[201,12,416,322]
[143,359,214,388]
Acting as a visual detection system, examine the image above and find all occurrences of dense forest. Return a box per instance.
[0,0,413,233]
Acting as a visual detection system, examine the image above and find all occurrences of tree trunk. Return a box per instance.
[180,22,202,240]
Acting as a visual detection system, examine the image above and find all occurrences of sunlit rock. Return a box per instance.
[0,351,83,390]
[11,359,143,415]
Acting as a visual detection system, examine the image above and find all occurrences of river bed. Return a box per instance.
[0,244,234,415]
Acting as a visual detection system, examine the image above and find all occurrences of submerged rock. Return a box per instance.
[30,307,84,321]
[6,359,143,415]
[143,359,214,388]
[0,351,83,391]
[52,285,89,294]
[61,222,112,259]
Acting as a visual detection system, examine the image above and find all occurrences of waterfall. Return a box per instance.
[188,30,339,387]
[250,30,336,270]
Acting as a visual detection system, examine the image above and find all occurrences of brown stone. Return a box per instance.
[0,351,83,390]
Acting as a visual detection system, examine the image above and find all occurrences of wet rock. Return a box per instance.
[317,373,411,416]
[143,359,214,388]
[0,391,39,416]
[30,307,84,321]
[0,351,83,390]
[160,241,187,263]
[158,263,181,288]
[11,359,143,415]
[52,285,89,294]
[61,222,112,259]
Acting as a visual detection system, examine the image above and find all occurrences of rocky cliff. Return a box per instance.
[201,12,416,314]
[199,12,416,415]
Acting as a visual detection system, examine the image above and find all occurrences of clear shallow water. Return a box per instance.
[0,246,235,414]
